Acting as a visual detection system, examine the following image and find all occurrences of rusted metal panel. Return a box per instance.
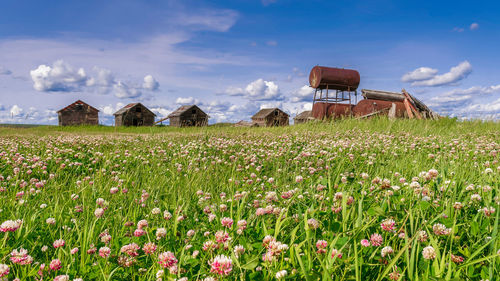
[309,66,360,91]
[352,99,406,117]
[312,102,353,119]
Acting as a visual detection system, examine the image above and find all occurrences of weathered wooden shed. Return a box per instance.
[167,105,208,127]
[294,111,314,124]
[57,100,99,126]
[113,103,156,126]
[251,108,289,127]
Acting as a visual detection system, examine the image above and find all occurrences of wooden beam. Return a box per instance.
[403,98,414,119]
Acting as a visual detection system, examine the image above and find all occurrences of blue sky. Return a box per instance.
[1,0,499,124]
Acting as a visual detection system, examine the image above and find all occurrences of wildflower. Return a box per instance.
[117,256,136,268]
[234,245,245,258]
[432,223,451,236]
[70,247,79,255]
[360,239,370,247]
[381,246,394,258]
[134,228,146,237]
[137,219,148,229]
[316,240,328,254]
[370,233,383,246]
[451,254,464,263]
[163,211,172,220]
[49,259,62,271]
[53,275,70,281]
[209,255,232,276]
[94,208,105,218]
[478,207,495,217]
[215,230,230,244]
[143,242,157,255]
[120,243,140,257]
[99,247,111,258]
[158,251,178,269]
[53,239,65,248]
[0,219,22,232]
[422,246,436,260]
[151,207,161,215]
[453,202,463,209]
[156,228,167,240]
[276,270,288,279]
[46,218,56,225]
[331,249,342,259]
[295,175,303,183]
[417,230,428,242]
[221,217,233,228]
[381,219,396,232]
[10,248,33,265]
[307,218,320,229]
[187,229,195,237]
[471,194,482,202]
[0,264,9,278]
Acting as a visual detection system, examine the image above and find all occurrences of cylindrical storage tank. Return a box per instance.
[327,103,353,118]
[312,102,353,119]
[352,99,406,117]
[309,66,360,91]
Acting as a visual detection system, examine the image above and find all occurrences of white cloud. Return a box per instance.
[470,23,479,30]
[401,67,438,82]
[10,105,23,117]
[151,107,172,118]
[100,102,125,116]
[403,61,472,87]
[143,75,159,91]
[226,78,283,100]
[172,9,238,32]
[30,60,89,92]
[290,85,314,102]
[175,97,199,105]
[0,66,11,75]
[113,81,142,99]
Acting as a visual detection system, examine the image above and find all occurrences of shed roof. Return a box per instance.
[113,103,156,116]
[168,105,207,118]
[252,108,288,119]
[57,100,99,113]
[294,111,312,120]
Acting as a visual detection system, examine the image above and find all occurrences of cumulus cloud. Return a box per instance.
[226,78,283,100]
[143,75,159,91]
[30,60,159,98]
[10,105,23,117]
[0,66,12,75]
[470,23,479,30]
[427,84,500,118]
[402,61,472,87]
[290,85,314,102]
[30,60,89,92]
[401,67,438,82]
[175,97,199,105]
[114,81,142,99]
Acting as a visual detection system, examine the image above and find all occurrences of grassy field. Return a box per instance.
[0,118,498,280]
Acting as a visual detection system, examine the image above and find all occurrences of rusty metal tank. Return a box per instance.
[309,66,360,91]
[312,102,354,119]
[352,99,406,117]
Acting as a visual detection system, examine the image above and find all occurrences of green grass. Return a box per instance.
[0,117,498,280]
